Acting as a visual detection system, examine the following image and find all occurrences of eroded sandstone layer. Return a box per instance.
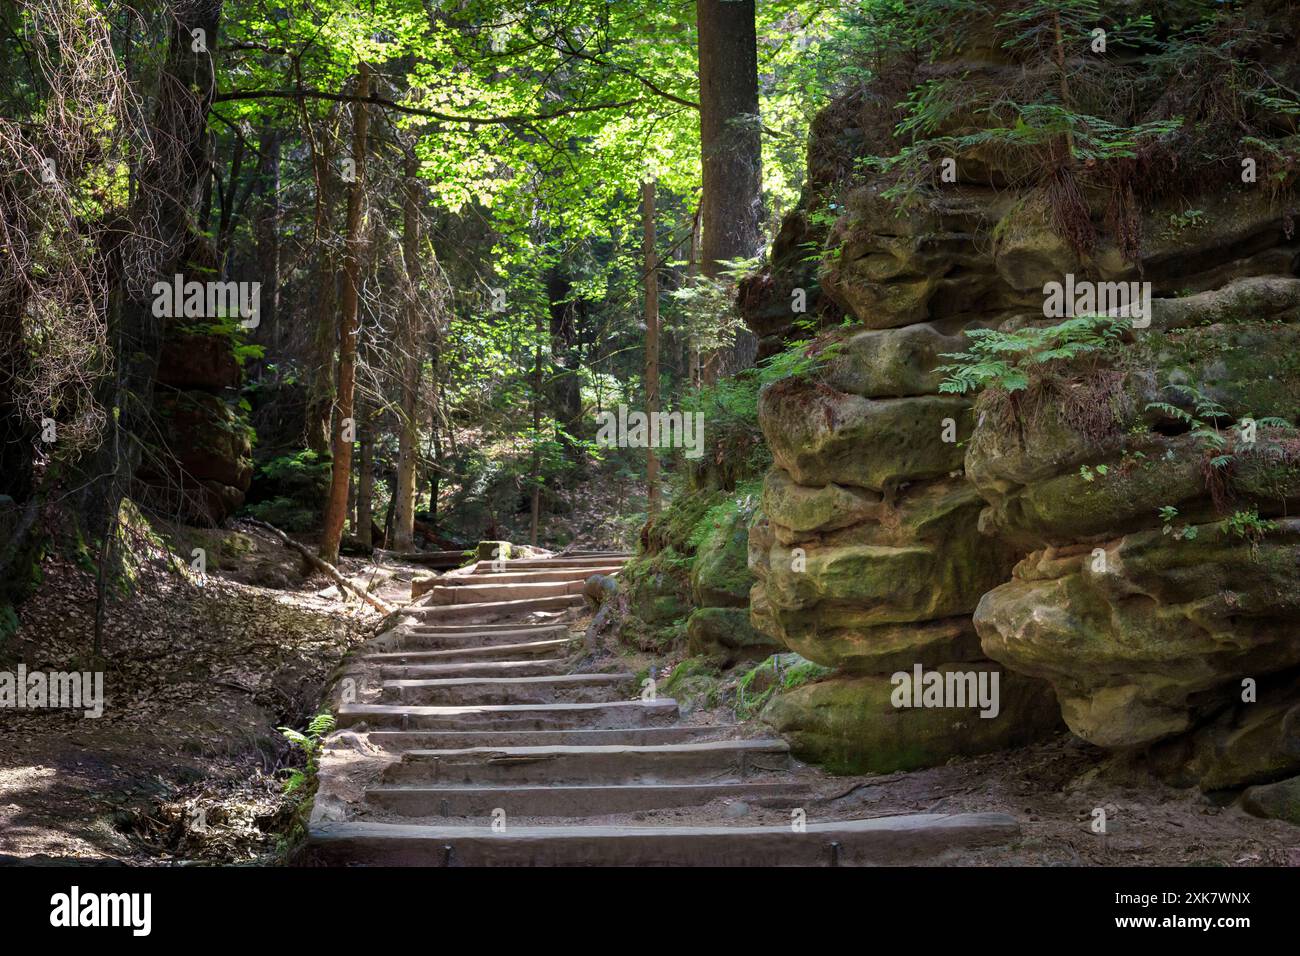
[745,0,1300,786]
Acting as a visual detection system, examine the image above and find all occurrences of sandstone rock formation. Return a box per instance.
[744,0,1300,786]
[135,317,253,526]
[968,279,1300,787]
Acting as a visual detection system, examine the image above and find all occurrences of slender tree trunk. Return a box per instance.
[696,0,761,386]
[216,135,244,273]
[529,307,543,546]
[546,270,583,465]
[392,154,423,551]
[687,203,702,389]
[428,408,442,532]
[357,402,373,549]
[642,180,661,518]
[319,64,369,564]
[305,110,339,457]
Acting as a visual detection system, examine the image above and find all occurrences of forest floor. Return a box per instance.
[566,647,1300,866]
[0,521,389,864]
[3,528,1298,866]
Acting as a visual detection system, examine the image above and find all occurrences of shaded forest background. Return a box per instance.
[1,0,876,635]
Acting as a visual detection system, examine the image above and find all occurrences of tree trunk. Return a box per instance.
[305,110,339,456]
[529,309,543,546]
[642,179,661,518]
[546,269,583,465]
[696,0,761,386]
[319,63,369,564]
[356,402,374,550]
[428,408,443,531]
[687,203,702,389]
[392,154,423,551]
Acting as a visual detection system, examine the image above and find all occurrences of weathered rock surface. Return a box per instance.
[135,389,253,526]
[975,523,1300,748]
[1241,776,1300,825]
[135,302,253,525]
[765,664,1061,775]
[742,0,1300,785]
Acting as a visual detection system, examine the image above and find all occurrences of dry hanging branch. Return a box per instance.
[241,518,395,614]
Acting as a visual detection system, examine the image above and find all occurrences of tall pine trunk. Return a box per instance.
[304,105,341,457]
[357,401,374,549]
[319,64,369,564]
[696,0,761,386]
[392,154,423,551]
[642,180,660,518]
[529,308,543,546]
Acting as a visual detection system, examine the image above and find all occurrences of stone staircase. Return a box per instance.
[306,549,1020,865]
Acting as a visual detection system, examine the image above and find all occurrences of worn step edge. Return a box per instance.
[399,622,569,634]
[384,673,634,691]
[390,630,573,650]
[379,660,569,680]
[337,699,679,730]
[421,581,587,605]
[398,739,789,760]
[364,781,804,818]
[363,639,574,664]
[306,813,1021,866]
[440,568,621,586]
[407,595,582,619]
[365,726,739,749]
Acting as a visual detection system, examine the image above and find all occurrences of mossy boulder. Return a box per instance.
[661,657,723,714]
[759,377,967,494]
[763,665,1061,774]
[686,606,783,666]
[991,193,1081,292]
[975,521,1300,750]
[1143,678,1300,792]
[771,615,984,675]
[690,506,754,608]
[759,378,970,491]
[761,482,1016,631]
[818,185,1026,330]
[821,322,970,399]
[761,467,881,538]
[1241,776,1300,825]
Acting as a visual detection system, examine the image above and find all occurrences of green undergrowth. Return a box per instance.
[633,653,833,721]
[736,653,834,721]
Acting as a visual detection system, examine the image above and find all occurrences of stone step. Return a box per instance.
[377,549,468,568]
[383,739,791,786]
[306,813,1021,866]
[337,699,679,731]
[365,781,803,818]
[381,672,636,706]
[379,659,569,680]
[392,626,569,650]
[403,622,570,634]
[440,567,621,586]
[469,557,629,573]
[363,638,573,665]
[406,594,583,621]
[365,725,739,750]
[420,580,587,605]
